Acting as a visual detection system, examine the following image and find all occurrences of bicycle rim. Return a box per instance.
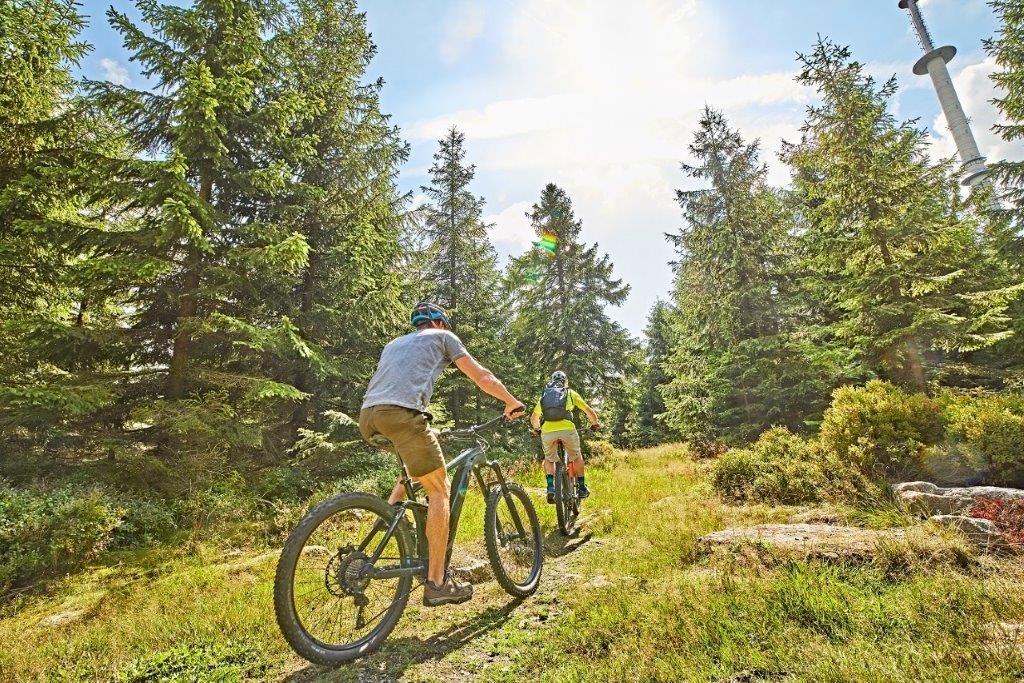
[485,483,543,596]
[275,493,413,663]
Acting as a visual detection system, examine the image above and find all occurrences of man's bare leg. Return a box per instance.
[387,480,406,505]
[414,467,450,586]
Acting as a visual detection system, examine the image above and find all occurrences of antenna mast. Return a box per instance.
[898,0,988,186]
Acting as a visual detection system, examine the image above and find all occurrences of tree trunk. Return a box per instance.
[903,341,928,393]
[166,172,212,400]
[289,230,320,441]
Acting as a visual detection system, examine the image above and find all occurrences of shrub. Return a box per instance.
[713,428,824,505]
[113,497,178,548]
[583,438,616,463]
[916,444,988,487]
[972,412,1024,486]
[712,446,760,500]
[818,380,944,477]
[942,391,1024,487]
[0,482,123,594]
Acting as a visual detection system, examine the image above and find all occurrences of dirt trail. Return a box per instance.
[282,503,612,682]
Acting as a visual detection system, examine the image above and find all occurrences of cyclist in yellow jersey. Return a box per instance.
[530,371,602,503]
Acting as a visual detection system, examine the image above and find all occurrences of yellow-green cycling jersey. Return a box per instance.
[532,389,592,433]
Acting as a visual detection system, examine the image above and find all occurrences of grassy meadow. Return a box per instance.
[2,444,1024,682]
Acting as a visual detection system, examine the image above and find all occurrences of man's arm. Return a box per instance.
[574,392,602,428]
[454,354,524,418]
[530,405,542,431]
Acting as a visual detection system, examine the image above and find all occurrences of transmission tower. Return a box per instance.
[899,0,989,186]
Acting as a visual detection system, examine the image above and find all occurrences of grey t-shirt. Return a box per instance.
[361,328,469,413]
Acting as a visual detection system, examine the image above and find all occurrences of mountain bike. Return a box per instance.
[553,441,580,536]
[273,413,543,665]
[547,426,598,536]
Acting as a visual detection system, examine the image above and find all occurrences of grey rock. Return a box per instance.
[942,486,1024,502]
[896,481,1024,519]
[900,491,975,517]
[38,609,88,628]
[698,523,908,560]
[929,515,1011,553]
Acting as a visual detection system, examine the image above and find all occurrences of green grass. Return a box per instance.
[2,443,1024,681]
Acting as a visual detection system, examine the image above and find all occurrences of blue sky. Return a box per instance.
[75,0,1019,336]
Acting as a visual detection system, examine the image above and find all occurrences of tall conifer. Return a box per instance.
[508,184,633,405]
[784,39,1020,392]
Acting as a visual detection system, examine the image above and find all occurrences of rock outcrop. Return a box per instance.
[698,523,910,561]
[929,515,1010,554]
[894,481,1024,518]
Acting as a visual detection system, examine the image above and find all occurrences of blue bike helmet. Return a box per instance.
[410,301,451,329]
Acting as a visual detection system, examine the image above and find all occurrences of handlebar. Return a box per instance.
[531,423,601,436]
[437,409,524,441]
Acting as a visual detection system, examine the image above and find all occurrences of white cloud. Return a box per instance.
[928,56,1024,167]
[409,192,429,210]
[410,0,812,204]
[409,0,819,333]
[100,58,130,86]
[484,201,535,251]
[440,1,485,65]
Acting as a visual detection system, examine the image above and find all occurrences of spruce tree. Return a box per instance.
[82,0,314,461]
[986,0,1024,216]
[507,183,633,409]
[627,300,678,447]
[419,127,506,424]
[662,108,836,445]
[0,0,126,456]
[784,39,1020,392]
[265,0,409,443]
[984,0,1024,386]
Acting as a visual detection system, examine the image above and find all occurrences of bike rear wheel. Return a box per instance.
[274,492,414,665]
[554,460,579,536]
[484,482,543,597]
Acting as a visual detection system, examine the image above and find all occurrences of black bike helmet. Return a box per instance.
[410,301,451,329]
[550,370,567,387]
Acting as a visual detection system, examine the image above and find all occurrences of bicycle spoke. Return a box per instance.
[290,504,406,647]
[492,491,536,582]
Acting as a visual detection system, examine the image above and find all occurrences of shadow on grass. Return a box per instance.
[283,595,526,682]
[543,527,593,558]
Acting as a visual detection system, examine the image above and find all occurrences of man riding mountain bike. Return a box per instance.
[530,371,602,504]
[359,302,525,607]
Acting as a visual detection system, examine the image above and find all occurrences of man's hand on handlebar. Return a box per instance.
[504,400,526,420]
[591,422,603,432]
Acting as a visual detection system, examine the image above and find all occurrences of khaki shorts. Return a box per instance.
[359,405,445,478]
[541,429,583,463]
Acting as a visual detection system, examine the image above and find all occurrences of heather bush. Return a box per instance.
[818,381,944,476]
[0,483,123,594]
[713,428,824,504]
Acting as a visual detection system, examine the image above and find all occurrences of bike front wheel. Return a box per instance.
[274,492,414,665]
[484,482,543,597]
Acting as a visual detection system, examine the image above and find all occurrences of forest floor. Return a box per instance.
[4,444,1024,682]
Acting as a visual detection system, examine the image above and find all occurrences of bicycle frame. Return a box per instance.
[358,419,530,582]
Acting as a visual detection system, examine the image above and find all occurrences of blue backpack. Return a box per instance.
[540,385,574,423]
